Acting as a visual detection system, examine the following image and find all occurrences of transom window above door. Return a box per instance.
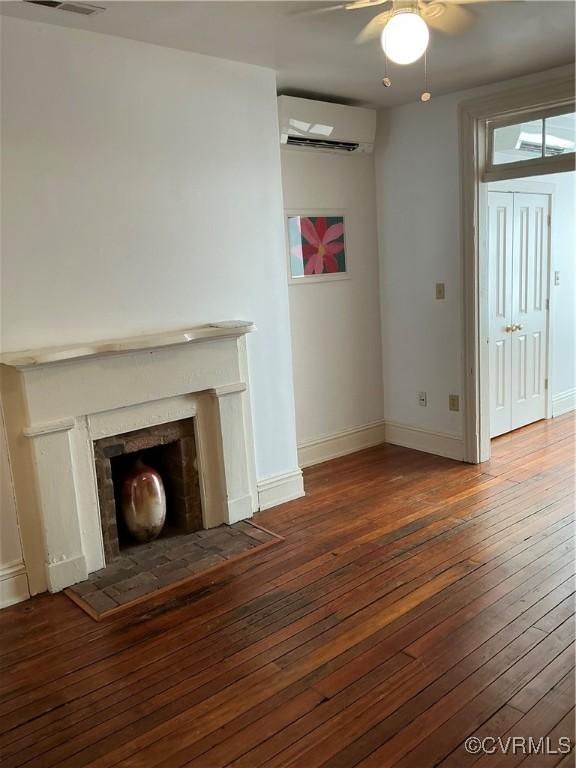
[485,107,576,181]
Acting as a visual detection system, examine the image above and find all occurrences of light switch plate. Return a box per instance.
[436,283,446,300]
[418,391,427,407]
[449,394,460,412]
[554,271,561,286]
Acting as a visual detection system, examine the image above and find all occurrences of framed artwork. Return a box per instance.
[287,212,348,283]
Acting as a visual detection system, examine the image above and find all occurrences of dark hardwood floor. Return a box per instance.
[0,414,574,767]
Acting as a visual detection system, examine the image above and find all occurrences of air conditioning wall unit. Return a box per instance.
[278,96,376,154]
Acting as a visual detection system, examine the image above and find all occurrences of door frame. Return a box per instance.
[486,183,554,432]
[458,69,575,463]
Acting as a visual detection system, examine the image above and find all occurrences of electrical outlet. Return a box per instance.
[435,283,446,300]
[554,271,561,286]
[449,394,460,412]
[418,391,427,407]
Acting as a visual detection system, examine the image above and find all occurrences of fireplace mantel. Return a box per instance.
[1,322,258,596]
[0,321,255,368]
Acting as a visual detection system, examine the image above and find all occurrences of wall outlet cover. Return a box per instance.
[435,283,446,300]
[448,394,460,412]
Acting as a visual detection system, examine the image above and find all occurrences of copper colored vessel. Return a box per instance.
[121,460,166,542]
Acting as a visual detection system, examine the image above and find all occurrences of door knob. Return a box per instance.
[511,323,523,332]
[505,325,514,333]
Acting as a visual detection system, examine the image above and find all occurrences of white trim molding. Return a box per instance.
[298,421,387,468]
[0,561,30,609]
[45,554,87,594]
[459,67,575,464]
[383,421,464,461]
[257,469,304,511]
[297,419,464,467]
[552,389,576,418]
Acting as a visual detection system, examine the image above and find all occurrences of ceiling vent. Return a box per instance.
[24,1,105,15]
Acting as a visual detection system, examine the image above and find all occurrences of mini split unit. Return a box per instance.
[278,96,376,154]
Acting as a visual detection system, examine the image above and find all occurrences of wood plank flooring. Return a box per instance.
[0,414,574,767]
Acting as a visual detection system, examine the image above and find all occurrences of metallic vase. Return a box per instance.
[121,460,166,543]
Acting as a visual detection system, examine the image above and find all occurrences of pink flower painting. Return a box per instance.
[288,215,346,279]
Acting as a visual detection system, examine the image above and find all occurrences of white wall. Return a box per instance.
[281,148,384,462]
[375,94,464,439]
[375,66,574,446]
[547,171,576,405]
[1,17,299,490]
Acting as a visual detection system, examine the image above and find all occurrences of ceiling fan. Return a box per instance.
[297,0,497,100]
[303,0,493,46]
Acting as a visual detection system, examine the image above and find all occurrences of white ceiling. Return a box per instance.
[1,1,574,107]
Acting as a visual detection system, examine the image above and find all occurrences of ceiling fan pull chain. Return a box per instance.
[382,50,392,87]
[421,49,431,102]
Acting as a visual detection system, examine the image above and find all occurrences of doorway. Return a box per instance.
[458,74,575,462]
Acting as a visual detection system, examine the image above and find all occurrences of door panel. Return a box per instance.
[489,191,549,438]
[510,193,549,430]
[488,192,514,437]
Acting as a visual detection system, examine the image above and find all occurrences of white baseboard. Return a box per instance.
[297,418,464,467]
[0,561,30,608]
[383,421,465,461]
[298,420,388,468]
[552,388,576,417]
[257,469,304,511]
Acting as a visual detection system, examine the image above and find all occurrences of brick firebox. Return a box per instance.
[93,419,203,563]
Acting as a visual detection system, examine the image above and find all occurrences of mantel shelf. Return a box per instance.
[0,322,255,369]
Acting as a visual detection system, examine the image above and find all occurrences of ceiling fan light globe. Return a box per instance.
[381,11,429,65]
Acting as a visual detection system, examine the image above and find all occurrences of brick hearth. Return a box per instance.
[67,521,280,618]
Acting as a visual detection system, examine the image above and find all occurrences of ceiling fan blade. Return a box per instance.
[289,3,349,18]
[422,2,476,34]
[442,0,505,4]
[345,0,391,10]
[290,0,387,16]
[355,9,393,43]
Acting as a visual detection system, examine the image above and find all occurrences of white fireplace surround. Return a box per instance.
[0,323,283,596]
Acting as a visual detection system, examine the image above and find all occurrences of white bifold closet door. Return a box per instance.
[488,191,550,438]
